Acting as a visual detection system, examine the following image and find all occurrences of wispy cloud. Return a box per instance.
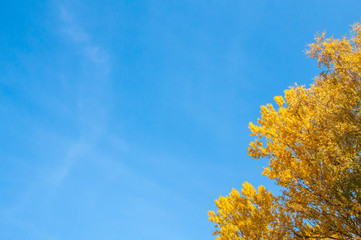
[50,140,89,185]
[49,2,114,185]
[57,3,111,71]
[58,5,89,42]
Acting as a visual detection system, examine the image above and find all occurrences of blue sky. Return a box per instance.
[1,1,361,239]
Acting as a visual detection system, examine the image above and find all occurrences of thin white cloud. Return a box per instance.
[50,140,89,185]
[57,3,111,70]
[84,45,109,64]
[58,5,89,42]
[48,3,113,185]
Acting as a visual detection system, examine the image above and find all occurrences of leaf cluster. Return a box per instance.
[209,22,361,240]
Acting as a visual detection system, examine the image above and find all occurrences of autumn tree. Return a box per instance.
[209,22,361,240]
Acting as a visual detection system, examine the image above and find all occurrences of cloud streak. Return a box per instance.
[49,2,114,185]
[57,3,111,70]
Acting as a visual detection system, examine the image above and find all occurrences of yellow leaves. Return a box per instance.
[248,139,266,159]
[274,96,285,107]
[209,182,290,240]
[248,122,260,136]
[210,21,361,240]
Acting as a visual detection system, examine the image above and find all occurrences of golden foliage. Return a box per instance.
[209,22,361,239]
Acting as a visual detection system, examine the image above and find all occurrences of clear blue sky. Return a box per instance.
[1,1,361,239]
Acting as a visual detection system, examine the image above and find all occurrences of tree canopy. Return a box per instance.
[209,22,361,240]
